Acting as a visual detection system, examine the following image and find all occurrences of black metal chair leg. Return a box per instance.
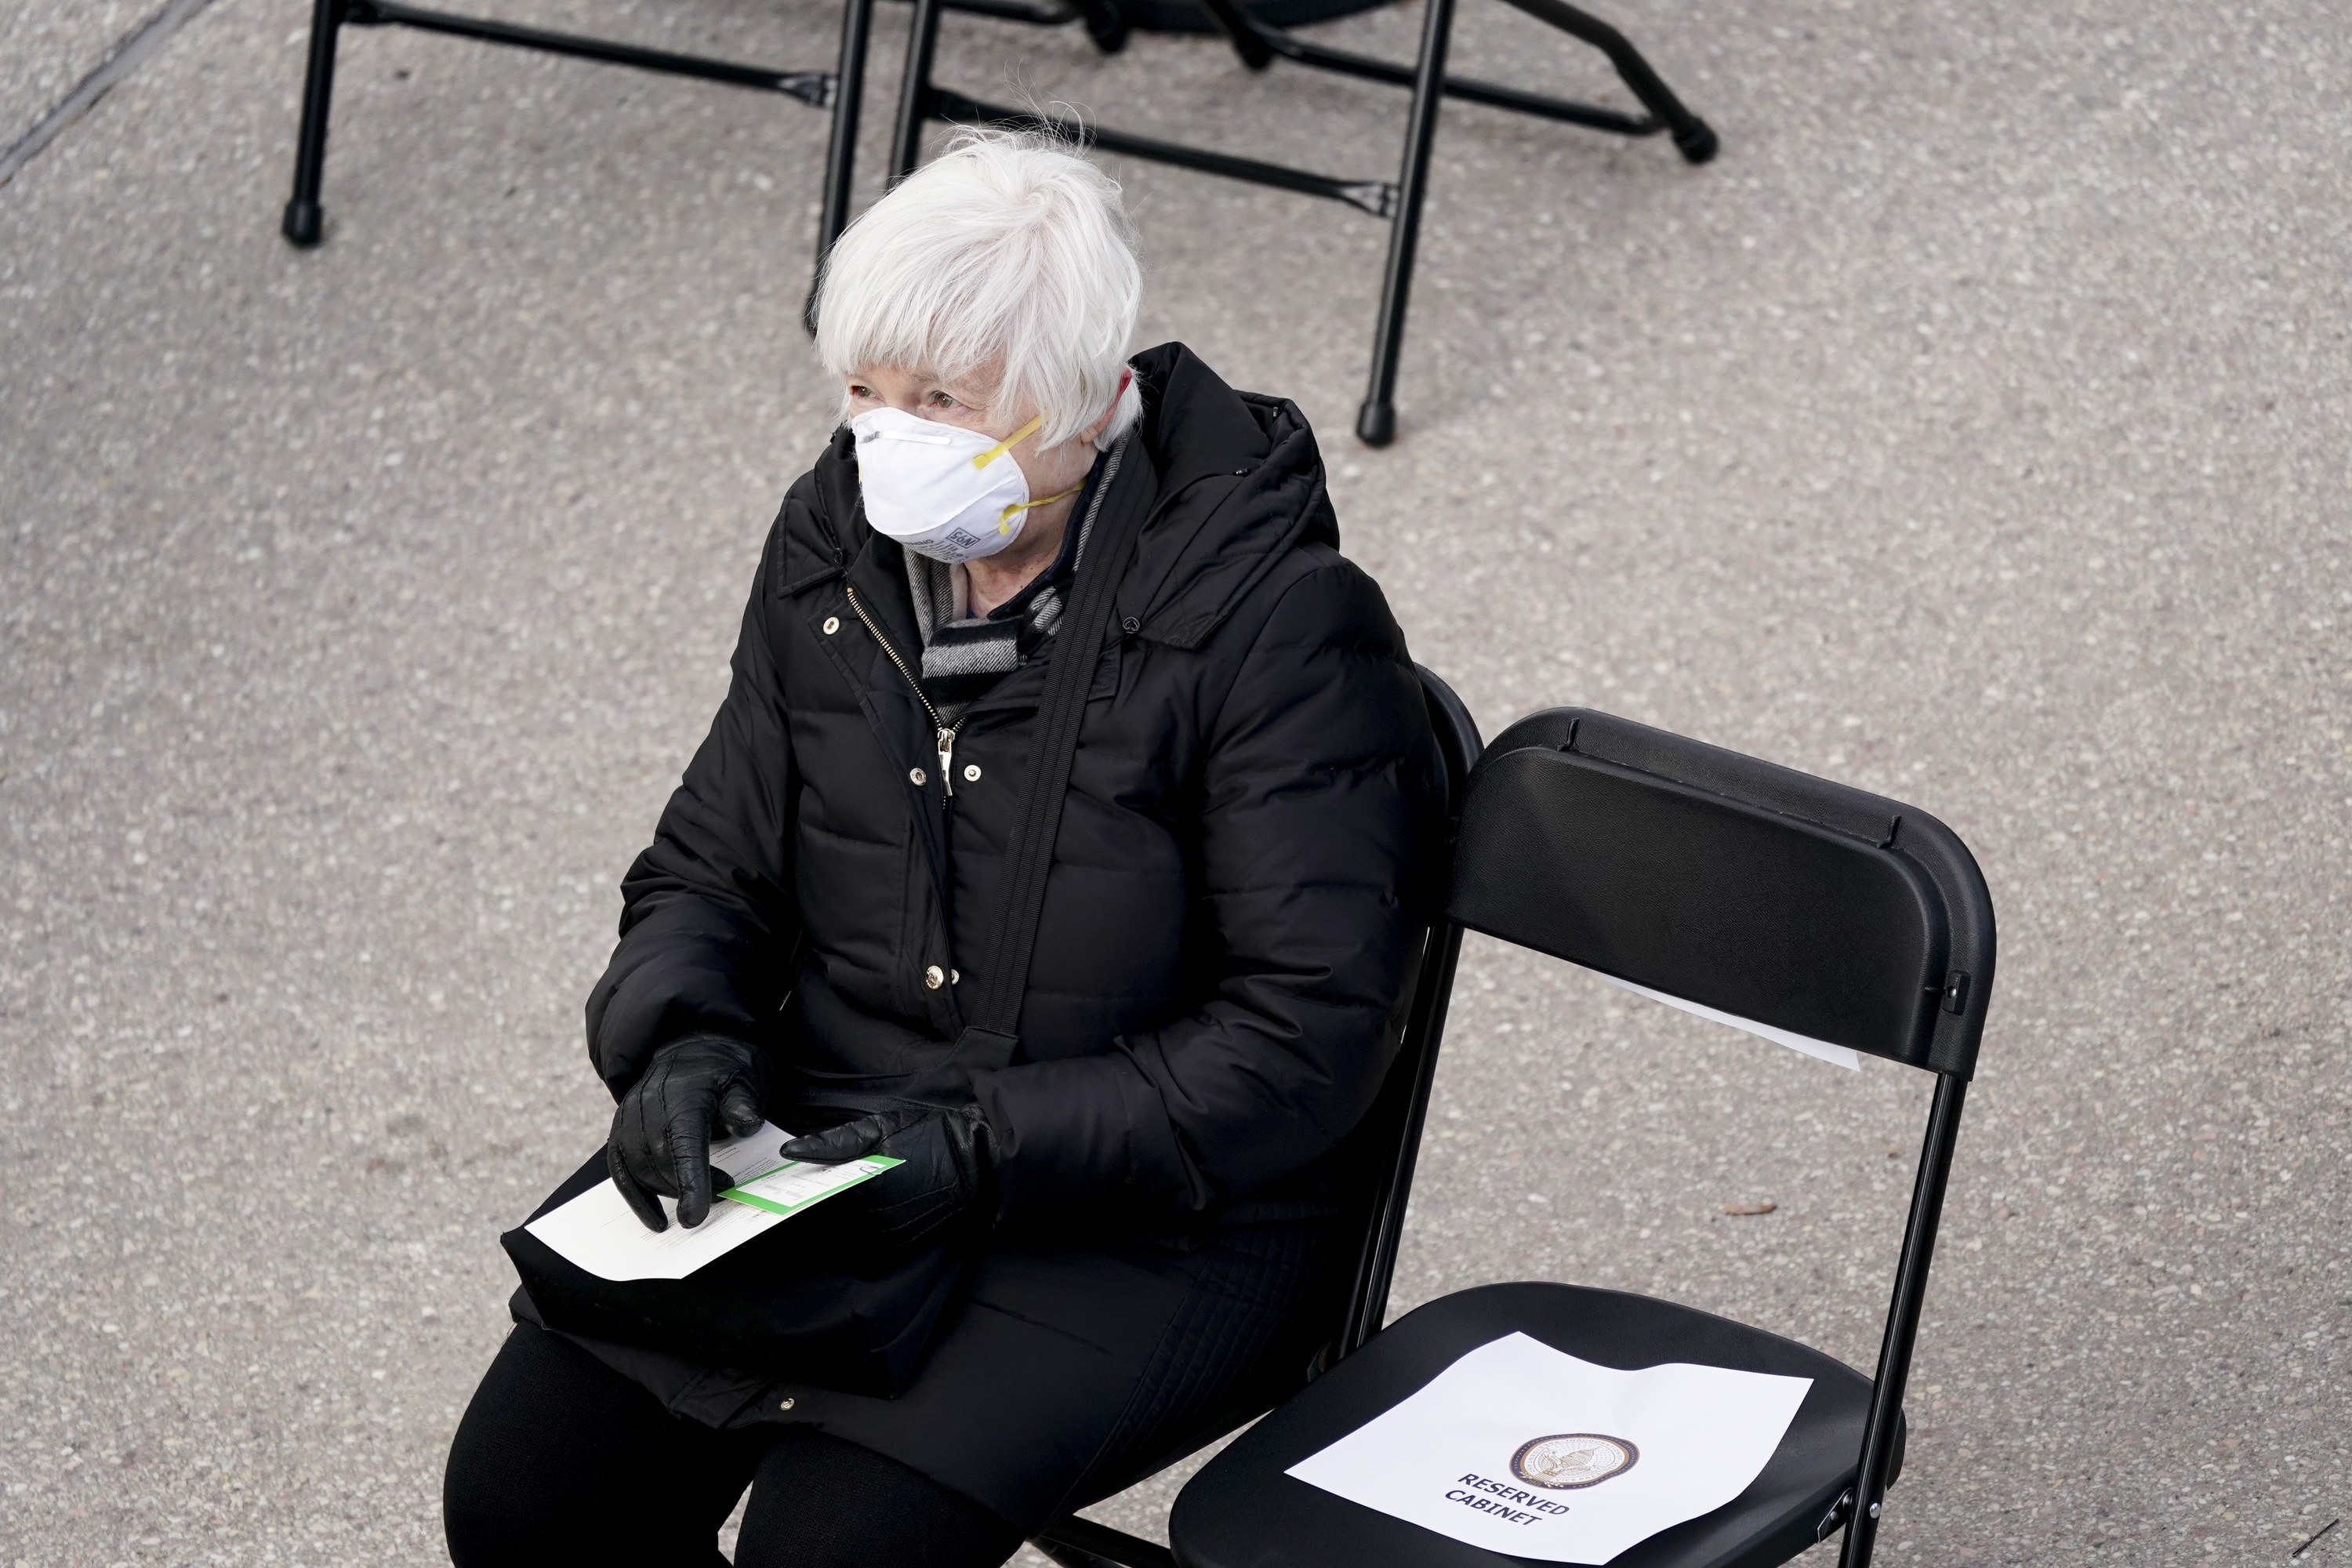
[1489,0,1715,162]
[1192,0,1275,70]
[807,0,878,331]
[1071,0,1131,55]
[888,0,946,183]
[282,0,347,245]
[1837,1073,1967,1568]
[1355,0,1454,447]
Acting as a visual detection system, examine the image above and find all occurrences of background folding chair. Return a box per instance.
[1022,662,1480,1568]
[284,0,834,252]
[875,0,1716,445]
[1055,706,1995,1567]
[278,0,1123,289]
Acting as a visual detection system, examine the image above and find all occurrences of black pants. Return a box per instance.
[445,1321,1025,1568]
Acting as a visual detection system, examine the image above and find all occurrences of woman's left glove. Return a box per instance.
[780,1105,996,1254]
[608,1033,770,1232]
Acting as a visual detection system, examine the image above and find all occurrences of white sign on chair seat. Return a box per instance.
[1286,1332,1813,1563]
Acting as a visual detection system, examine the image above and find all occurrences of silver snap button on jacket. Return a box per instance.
[821,616,840,635]
[924,965,946,990]
[909,768,926,785]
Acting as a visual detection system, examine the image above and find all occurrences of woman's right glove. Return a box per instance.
[608,1033,769,1232]
[780,1105,996,1254]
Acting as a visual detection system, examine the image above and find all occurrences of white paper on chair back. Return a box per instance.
[1284,1332,1813,1563]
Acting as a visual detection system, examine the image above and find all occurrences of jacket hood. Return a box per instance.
[785,343,1338,651]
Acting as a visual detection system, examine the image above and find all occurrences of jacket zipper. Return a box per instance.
[843,584,961,797]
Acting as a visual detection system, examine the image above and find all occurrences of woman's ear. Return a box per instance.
[1081,368,1134,448]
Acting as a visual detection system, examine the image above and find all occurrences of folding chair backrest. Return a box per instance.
[1330,666,1483,1356]
[1447,709,1994,1078]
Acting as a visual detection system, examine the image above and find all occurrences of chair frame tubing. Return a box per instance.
[279,0,1080,265]
[283,0,347,245]
[808,0,880,328]
[890,0,949,182]
[1838,1070,1968,1568]
[346,0,835,97]
[890,0,1713,444]
[280,0,1136,338]
[1339,920,1465,1353]
[1352,0,1454,445]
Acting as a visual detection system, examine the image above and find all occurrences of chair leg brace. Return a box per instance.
[1033,1515,1178,1568]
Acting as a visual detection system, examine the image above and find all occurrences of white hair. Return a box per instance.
[813,129,1144,453]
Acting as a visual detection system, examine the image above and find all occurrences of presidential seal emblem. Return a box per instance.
[1510,1433,1639,1490]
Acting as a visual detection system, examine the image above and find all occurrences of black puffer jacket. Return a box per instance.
[586,343,1443,1225]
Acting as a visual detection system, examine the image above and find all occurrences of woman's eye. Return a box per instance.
[927,390,960,409]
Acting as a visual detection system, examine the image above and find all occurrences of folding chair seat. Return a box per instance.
[1167,1284,1893,1567]
[1158,708,1996,1568]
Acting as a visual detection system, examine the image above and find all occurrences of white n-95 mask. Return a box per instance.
[849,406,1082,564]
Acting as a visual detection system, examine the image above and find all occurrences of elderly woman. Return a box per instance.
[443,132,1441,1568]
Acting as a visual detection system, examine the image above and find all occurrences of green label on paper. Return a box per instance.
[720,1155,903,1218]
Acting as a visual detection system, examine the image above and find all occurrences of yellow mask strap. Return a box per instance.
[971,413,1046,470]
[996,482,1084,532]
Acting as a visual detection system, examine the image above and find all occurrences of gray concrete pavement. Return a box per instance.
[0,0,162,149]
[1,0,2346,1563]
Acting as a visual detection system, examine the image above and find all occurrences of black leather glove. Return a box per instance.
[779,1104,996,1254]
[608,1033,769,1232]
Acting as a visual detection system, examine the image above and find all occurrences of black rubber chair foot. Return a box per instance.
[281,198,325,247]
[1673,117,1719,165]
[1076,0,1131,52]
[1354,399,1396,447]
[1083,11,1130,51]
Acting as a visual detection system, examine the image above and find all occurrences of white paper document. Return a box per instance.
[523,1121,900,1283]
[1589,969,1862,1071]
[1286,1333,1813,1563]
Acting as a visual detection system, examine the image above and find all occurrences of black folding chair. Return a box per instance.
[878,0,1716,446]
[275,0,1123,285]
[1047,706,1997,1568]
